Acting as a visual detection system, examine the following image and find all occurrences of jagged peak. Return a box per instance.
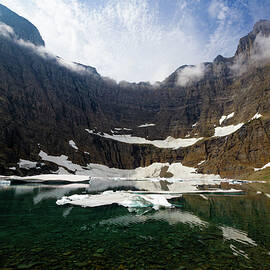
[252,20,270,35]
[235,20,270,57]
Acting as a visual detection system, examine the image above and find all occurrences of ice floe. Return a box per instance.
[69,140,78,150]
[219,112,235,125]
[214,123,243,137]
[85,129,202,149]
[56,190,176,210]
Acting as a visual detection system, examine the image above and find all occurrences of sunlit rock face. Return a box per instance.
[0,4,270,179]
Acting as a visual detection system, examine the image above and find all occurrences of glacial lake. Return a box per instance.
[1,182,270,269]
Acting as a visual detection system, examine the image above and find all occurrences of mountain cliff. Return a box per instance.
[0,4,44,46]
[0,5,270,180]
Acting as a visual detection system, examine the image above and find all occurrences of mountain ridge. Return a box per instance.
[0,5,270,180]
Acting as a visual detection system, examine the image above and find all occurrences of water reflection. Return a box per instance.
[99,208,209,227]
[87,178,199,193]
[1,185,270,269]
[32,184,89,204]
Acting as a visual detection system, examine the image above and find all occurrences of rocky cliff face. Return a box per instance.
[0,5,270,179]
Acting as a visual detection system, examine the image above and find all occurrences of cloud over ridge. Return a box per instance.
[1,0,270,82]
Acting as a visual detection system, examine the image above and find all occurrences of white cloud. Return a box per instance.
[0,0,205,83]
[177,64,205,86]
[0,22,14,38]
[0,0,263,83]
[208,0,229,21]
[0,21,96,76]
[252,33,270,61]
[231,33,270,75]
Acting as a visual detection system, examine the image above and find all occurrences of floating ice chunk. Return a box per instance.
[56,191,174,210]
[221,226,257,246]
[214,123,243,137]
[85,129,203,149]
[219,112,235,125]
[18,159,37,169]
[138,123,156,128]
[69,140,78,150]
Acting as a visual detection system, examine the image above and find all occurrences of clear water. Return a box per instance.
[1,183,270,269]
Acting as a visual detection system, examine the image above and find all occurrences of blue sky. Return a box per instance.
[2,0,270,82]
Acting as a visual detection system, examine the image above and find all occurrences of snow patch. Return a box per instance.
[86,129,203,149]
[219,112,235,125]
[254,162,270,171]
[18,159,37,170]
[114,127,132,131]
[251,113,262,120]
[200,194,208,200]
[39,151,83,172]
[69,140,78,150]
[198,160,205,166]
[214,123,243,137]
[138,123,156,128]
[9,150,223,182]
[167,163,221,181]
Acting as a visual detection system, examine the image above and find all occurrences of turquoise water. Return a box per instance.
[1,184,270,269]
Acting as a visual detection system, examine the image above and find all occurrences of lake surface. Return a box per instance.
[1,183,270,269]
